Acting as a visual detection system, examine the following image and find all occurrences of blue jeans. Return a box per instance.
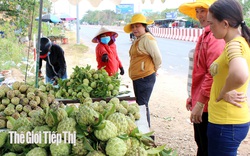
[46,73,67,84]
[207,122,249,156]
[132,73,156,127]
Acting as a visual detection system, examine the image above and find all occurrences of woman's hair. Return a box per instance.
[209,0,250,45]
[142,24,154,36]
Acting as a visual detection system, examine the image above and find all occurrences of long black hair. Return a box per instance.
[142,23,154,36]
[209,0,250,45]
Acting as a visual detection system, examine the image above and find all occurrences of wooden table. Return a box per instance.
[56,96,136,104]
[48,35,67,44]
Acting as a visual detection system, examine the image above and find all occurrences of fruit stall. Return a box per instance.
[0,65,173,156]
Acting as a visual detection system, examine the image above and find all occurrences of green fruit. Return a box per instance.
[57,117,76,139]
[125,146,148,156]
[20,98,29,105]
[90,82,96,88]
[93,73,99,79]
[72,138,88,156]
[4,107,15,116]
[12,116,31,131]
[94,120,118,141]
[50,142,70,156]
[120,100,129,109]
[126,116,137,134]
[0,119,6,128]
[106,137,127,156]
[112,89,119,96]
[38,80,45,87]
[33,125,51,147]
[19,84,28,93]
[13,90,21,97]
[109,97,120,105]
[76,105,99,126]
[56,108,68,122]
[11,112,20,119]
[0,90,6,98]
[39,85,46,92]
[0,85,11,93]
[108,84,114,90]
[7,90,15,99]
[86,151,105,156]
[15,104,23,112]
[12,81,21,90]
[26,147,47,156]
[83,78,89,85]
[3,152,17,156]
[107,112,128,135]
[27,92,35,100]
[30,109,46,127]
[45,110,56,127]
[2,98,10,105]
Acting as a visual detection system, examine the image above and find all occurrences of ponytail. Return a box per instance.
[241,21,250,46]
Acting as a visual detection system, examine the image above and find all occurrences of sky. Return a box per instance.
[51,0,192,18]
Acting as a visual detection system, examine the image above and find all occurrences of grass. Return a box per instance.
[61,31,89,76]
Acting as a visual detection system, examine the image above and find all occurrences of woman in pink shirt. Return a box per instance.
[179,0,225,155]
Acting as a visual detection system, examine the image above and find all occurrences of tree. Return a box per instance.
[81,10,121,25]
[0,0,53,39]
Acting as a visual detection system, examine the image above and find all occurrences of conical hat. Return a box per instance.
[92,27,118,43]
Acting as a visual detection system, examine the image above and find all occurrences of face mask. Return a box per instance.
[100,36,111,44]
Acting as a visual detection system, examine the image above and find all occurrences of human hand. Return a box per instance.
[38,70,43,78]
[186,97,192,111]
[217,90,245,108]
[101,54,108,62]
[190,102,204,124]
[119,67,124,75]
[51,76,59,85]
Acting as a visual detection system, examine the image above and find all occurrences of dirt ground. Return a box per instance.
[8,31,250,155]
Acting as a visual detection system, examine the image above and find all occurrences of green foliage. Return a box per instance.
[0,0,53,38]
[0,22,25,70]
[0,0,36,37]
[81,10,125,25]
[0,38,25,70]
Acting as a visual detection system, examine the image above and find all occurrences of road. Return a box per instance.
[79,25,196,79]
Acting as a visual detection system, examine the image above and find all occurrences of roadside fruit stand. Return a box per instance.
[0,65,172,156]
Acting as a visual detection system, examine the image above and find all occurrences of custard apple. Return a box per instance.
[50,142,70,156]
[105,137,127,156]
[76,105,99,126]
[94,120,118,141]
[107,112,128,135]
[26,147,47,156]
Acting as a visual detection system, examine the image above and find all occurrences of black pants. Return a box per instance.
[193,112,208,156]
[132,73,156,127]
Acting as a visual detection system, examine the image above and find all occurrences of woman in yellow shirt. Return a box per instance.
[207,0,250,155]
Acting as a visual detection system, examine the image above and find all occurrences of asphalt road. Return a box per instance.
[79,25,196,79]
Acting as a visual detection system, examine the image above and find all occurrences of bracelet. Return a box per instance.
[197,102,205,108]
